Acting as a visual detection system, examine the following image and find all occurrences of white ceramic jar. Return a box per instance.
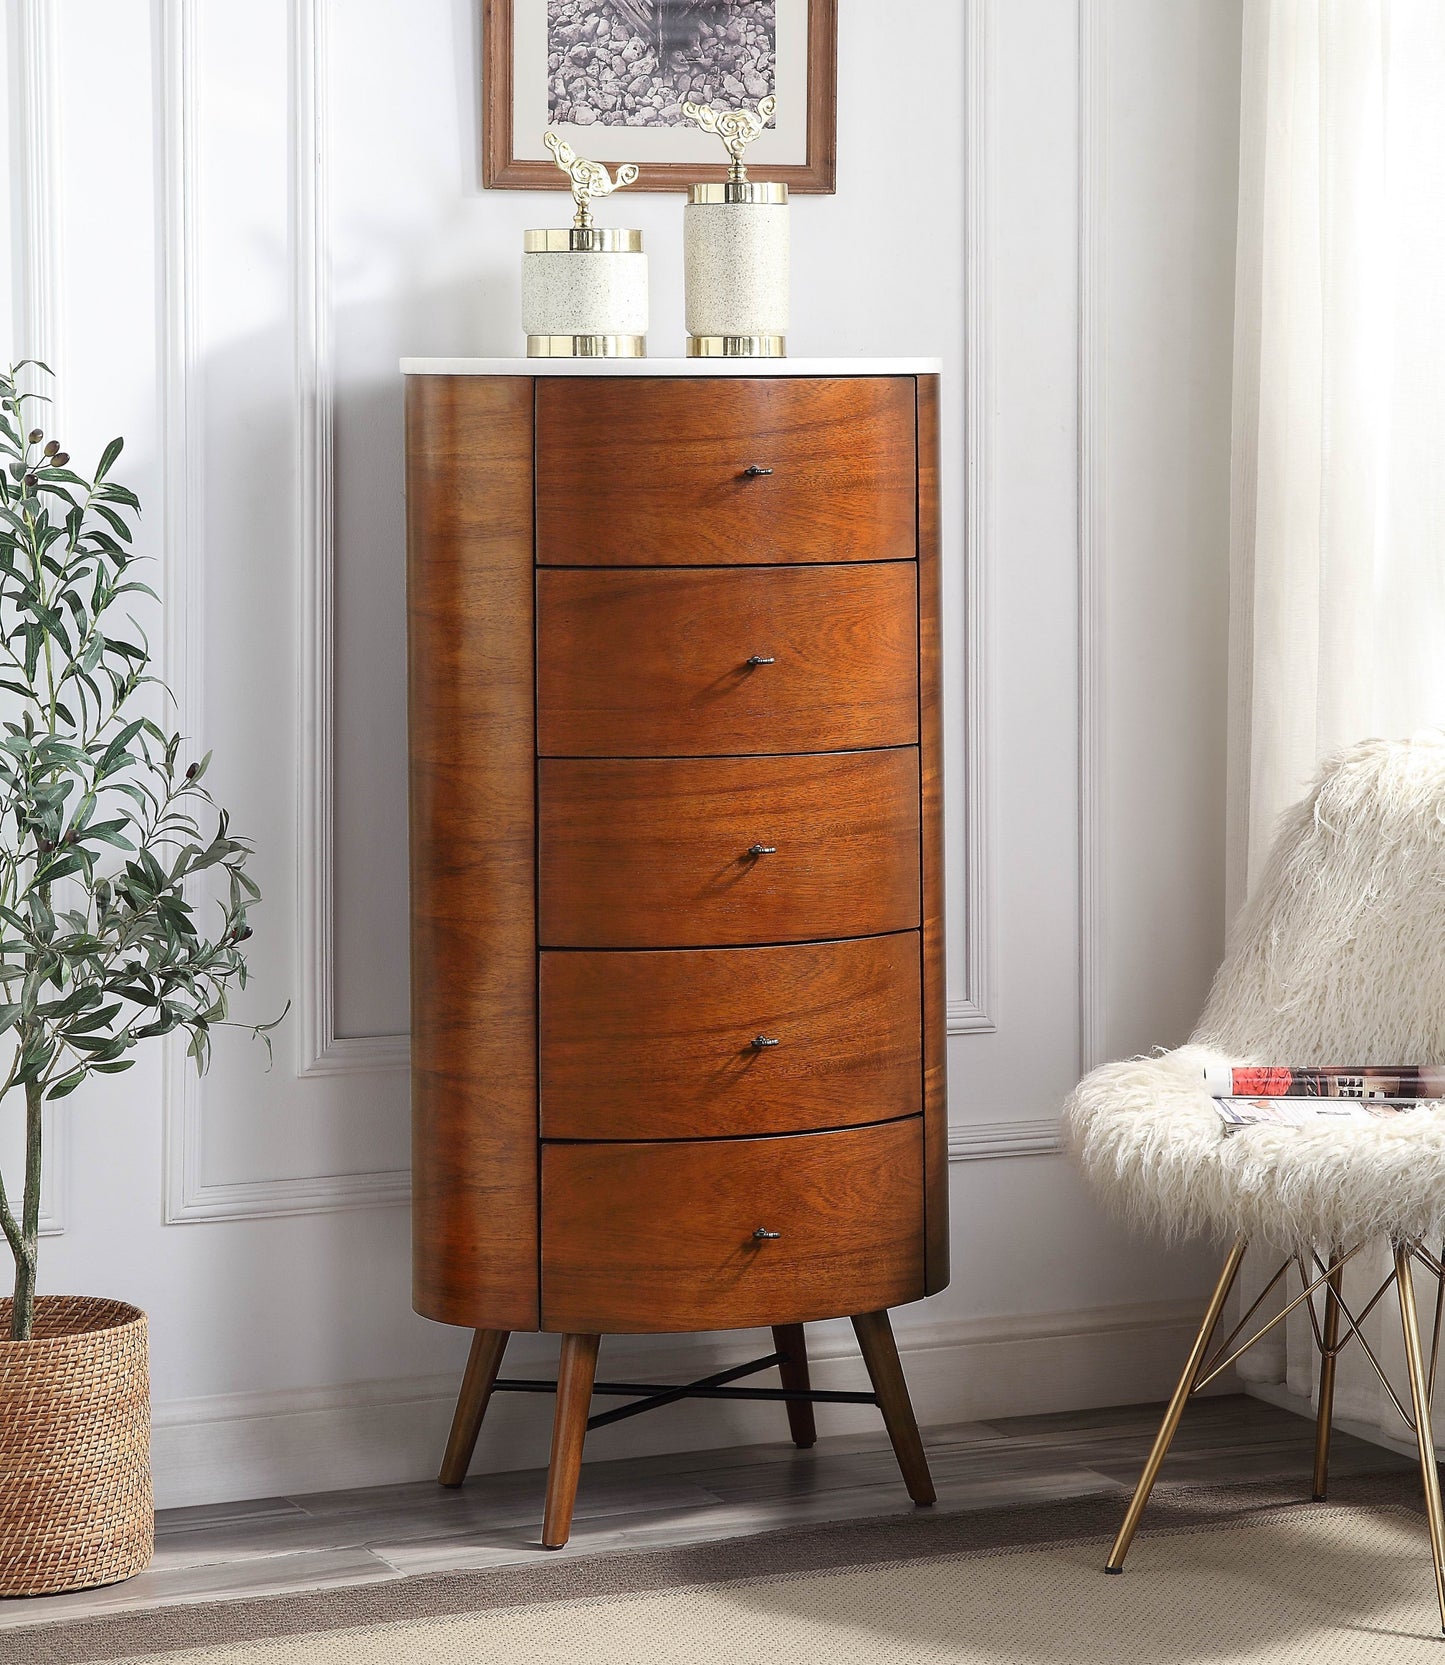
[522,228,648,358]
[684,183,789,357]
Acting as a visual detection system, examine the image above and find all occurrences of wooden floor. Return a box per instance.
[0,1394,1414,1631]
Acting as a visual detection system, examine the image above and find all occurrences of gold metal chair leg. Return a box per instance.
[1395,1243,1445,1633]
[1312,1247,1344,1500]
[1105,1235,1248,1572]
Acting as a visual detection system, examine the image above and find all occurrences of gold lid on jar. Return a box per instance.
[686,182,788,206]
[523,227,644,253]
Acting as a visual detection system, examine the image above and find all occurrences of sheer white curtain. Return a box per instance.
[1228,0,1445,1441]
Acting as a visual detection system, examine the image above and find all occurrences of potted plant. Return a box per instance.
[0,363,270,1597]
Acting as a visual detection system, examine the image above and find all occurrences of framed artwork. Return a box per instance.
[483,0,837,193]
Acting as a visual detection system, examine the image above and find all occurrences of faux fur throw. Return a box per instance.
[1065,734,1445,1248]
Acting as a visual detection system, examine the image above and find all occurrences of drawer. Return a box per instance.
[541,1118,924,1332]
[540,933,922,1140]
[535,377,917,567]
[538,749,920,948]
[537,563,919,757]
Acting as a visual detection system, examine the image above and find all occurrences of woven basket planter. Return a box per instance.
[0,1296,153,1596]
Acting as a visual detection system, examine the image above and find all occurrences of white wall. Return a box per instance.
[1,0,1243,1509]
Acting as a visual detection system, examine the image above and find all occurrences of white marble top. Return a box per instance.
[401,356,942,378]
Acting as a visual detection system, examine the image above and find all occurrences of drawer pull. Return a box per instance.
[752,1228,781,1241]
[750,1035,781,1050]
[746,843,777,858]
[745,654,776,667]
[742,464,774,478]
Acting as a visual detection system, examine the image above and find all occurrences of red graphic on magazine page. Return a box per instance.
[1230,1067,1295,1096]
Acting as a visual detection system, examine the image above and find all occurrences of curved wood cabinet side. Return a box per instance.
[917,375,950,1292]
[406,375,539,1331]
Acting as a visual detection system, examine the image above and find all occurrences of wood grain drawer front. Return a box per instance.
[538,749,921,948]
[541,1119,924,1333]
[540,933,922,1140]
[536,563,919,758]
[535,377,918,567]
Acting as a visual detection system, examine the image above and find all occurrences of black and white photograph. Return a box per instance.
[546,0,777,130]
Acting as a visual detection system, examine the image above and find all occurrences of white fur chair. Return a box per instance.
[1066,733,1445,1628]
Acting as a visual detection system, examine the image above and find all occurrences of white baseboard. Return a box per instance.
[1243,1377,1420,1462]
[151,1296,1226,1509]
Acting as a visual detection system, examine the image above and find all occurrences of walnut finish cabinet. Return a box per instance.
[404,360,948,1548]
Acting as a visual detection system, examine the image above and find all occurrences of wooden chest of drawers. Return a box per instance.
[405,362,947,1547]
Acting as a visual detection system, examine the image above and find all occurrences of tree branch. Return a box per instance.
[0,1165,23,1264]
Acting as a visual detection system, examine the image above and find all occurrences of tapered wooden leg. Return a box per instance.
[852,1309,935,1506]
[772,1324,817,1449]
[438,1329,509,1487]
[541,1333,600,1549]
[1312,1247,1344,1500]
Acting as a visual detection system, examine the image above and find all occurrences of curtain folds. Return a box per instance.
[1228,0,1445,1444]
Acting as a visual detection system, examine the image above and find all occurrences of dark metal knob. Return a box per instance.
[752,1228,781,1241]
[745,654,775,666]
[746,844,777,857]
[750,1035,780,1049]
[742,464,774,477]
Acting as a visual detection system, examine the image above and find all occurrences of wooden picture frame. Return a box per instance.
[483,0,837,194]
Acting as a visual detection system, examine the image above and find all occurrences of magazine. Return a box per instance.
[1202,1064,1445,1101]
[1213,1095,1431,1134]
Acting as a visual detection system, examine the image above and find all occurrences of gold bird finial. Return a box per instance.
[681,96,777,184]
[543,132,639,230]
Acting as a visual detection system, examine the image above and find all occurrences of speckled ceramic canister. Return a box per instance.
[522,228,648,358]
[684,182,789,357]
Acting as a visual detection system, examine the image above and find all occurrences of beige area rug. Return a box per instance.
[7,1475,1444,1665]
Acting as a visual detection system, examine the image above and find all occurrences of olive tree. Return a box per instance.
[0,364,271,1340]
